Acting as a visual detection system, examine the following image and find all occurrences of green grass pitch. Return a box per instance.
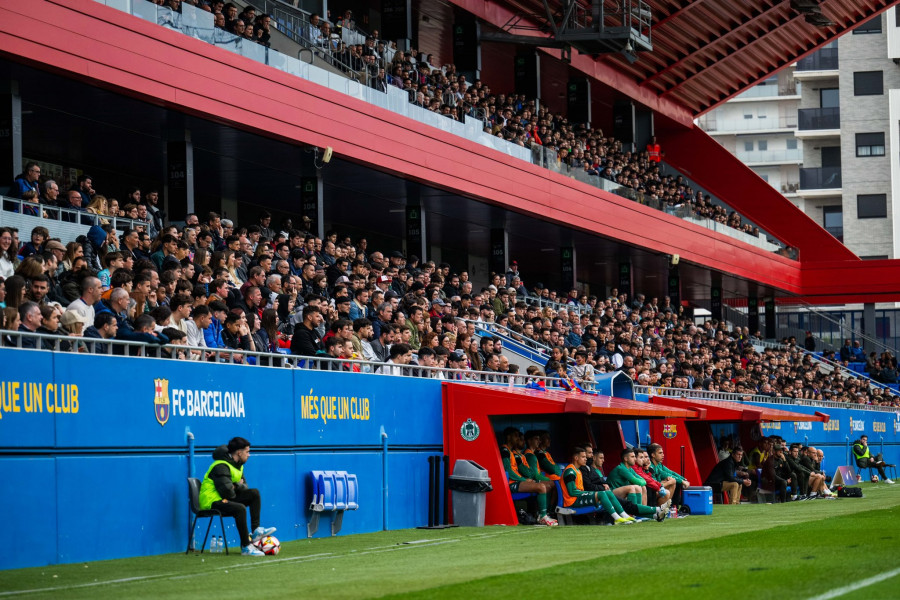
[3,483,899,600]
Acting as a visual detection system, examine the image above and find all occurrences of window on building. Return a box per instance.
[744,141,753,152]
[757,107,768,119]
[820,88,839,108]
[854,13,882,34]
[786,138,798,150]
[860,255,889,260]
[856,132,885,156]
[858,194,887,218]
[758,140,768,151]
[743,110,753,120]
[823,206,843,241]
[854,71,884,96]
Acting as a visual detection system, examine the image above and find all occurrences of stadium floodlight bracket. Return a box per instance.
[479,0,652,61]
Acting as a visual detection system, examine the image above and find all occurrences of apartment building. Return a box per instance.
[699,8,900,259]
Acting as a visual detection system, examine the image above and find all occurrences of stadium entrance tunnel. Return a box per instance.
[440,382,697,525]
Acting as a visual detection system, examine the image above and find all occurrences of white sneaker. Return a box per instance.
[538,515,558,527]
[251,526,277,542]
[241,544,265,556]
[885,479,895,484]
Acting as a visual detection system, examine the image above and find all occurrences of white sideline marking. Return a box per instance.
[0,539,463,596]
[804,566,900,600]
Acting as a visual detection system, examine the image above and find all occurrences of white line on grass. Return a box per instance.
[804,566,900,600]
[0,540,464,596]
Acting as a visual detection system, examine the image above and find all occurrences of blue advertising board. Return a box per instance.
[0,348,443,570]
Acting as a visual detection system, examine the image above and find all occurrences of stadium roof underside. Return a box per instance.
[452,0,898,117]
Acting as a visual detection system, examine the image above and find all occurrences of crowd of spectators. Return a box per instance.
[139,0,774,248]
[0,166,896,409]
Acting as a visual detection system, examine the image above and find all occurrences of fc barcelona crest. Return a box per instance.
[154,378,170,427]
[662,423,677,439]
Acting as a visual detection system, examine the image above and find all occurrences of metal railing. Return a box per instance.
[798,107,840,131]
[0,329,567,387]
[634,385,899,413]
[799,166,842,190]
[796,46,839,72]
[1,195,144,231]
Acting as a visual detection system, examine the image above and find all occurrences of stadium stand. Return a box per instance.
[93,0,791,258]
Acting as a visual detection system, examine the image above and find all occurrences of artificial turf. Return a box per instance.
[3,483,899,600]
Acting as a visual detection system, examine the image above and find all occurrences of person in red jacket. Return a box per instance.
[646,136,663,163]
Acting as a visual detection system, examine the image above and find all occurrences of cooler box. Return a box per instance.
[683,486,713,515]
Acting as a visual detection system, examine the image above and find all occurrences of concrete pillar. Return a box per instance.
[164,130,194,221]
[863,302,876,353]
[0,81,22,184]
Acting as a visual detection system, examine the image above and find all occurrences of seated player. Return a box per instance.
[606,447,670,521]
[580,445,641,523]
[647,443,689,507]
[704,446,751,504]
[561,447,634,525]
[634,448,670,506]
[523,430,552,484]
[500,427,557,526]
[535,430,563,480]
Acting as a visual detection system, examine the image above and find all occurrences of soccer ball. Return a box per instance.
[254,535,281,555]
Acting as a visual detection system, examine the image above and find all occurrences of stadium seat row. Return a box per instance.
[308,470,359,537]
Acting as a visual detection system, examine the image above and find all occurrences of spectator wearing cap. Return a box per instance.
[375,274,392,294]
[505,260,520,282]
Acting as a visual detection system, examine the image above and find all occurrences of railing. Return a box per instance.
[634,385,899,413]
[733,83,799,99]
[697,115,798,133]
[799,166,842,190]
[1,195,143,231]
[798,107,840,131]
[0,329,567,387]
[796,46,839,72]
[736,148,803,163]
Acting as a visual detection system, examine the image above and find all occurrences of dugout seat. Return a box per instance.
[186,477,230,554]
[553,480,604,525]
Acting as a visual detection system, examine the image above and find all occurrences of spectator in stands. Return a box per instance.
[290,304,323,357]
[83,311,118,354]
[852,435,893,484]
[0,228,18,278]
[561,446,635,525]
[499,427,556,526]
[65,276,101,326]
[19,226,48,259]
[11,162,41,200]
[16,301,41,349]
[704,446,750,504]
[184,304,211,359]
[198,437,276,556]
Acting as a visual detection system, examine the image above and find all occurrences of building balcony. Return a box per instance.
[798,167,842,196]
[697,115,798,135]
[730,82,801,102]
[796,107,840,139]
[794,47,839,78]
[736,148,803,166]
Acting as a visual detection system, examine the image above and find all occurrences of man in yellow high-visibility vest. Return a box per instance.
[199,437,276,556]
